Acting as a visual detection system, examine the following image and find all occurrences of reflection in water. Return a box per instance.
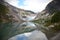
[8,30,48,40]
[1,22,48,40]
[1,16,60,40]
[20,22,36,28]
[15,22,37,34]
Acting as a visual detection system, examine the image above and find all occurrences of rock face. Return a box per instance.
[19,9,37,21]
[3,1,36,22]
[46,0,60,14]
[45,0,60,40]
[0,0,4,4]
[4,2,21,22]
[49,32,60,40]
[35,10,49,20]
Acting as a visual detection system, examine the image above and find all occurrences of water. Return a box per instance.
[1,21,60,40]
[8,30,48,40]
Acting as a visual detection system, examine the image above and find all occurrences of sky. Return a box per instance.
[5,0,52,12]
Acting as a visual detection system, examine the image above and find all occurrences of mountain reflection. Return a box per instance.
[0,21,48,40]
[8,22,48,40]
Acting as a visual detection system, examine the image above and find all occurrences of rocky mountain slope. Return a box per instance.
[46,0,60,14]
[3,1,36,22]
[35,10,49,20]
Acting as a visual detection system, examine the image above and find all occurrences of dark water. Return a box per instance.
[0,22,60,40]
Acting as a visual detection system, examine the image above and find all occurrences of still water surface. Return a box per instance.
[0,22,49,40]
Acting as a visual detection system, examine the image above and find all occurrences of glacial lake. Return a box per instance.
[0,22,59,40]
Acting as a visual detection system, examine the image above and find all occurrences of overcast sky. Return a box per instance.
[5,0,52,12]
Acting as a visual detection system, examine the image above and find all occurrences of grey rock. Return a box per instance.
[46,0,60,14]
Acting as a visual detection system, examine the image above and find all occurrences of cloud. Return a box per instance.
[5,0,19,7]
[5,0,52,12]
[19,0,52,12]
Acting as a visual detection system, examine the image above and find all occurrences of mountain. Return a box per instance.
[46,0,60,14]
[0,0,4,4]
[3,1,36,22]
[35,10,49,20]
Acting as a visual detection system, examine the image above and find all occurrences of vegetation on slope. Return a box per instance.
[0,4,13,23]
